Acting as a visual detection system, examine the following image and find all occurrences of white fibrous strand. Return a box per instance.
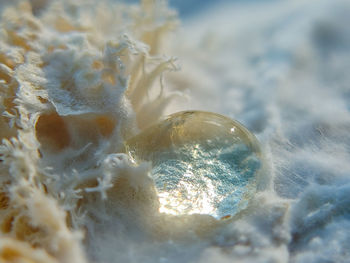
[0,0,179,262]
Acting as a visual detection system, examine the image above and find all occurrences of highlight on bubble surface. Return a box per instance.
[126,111,264,219]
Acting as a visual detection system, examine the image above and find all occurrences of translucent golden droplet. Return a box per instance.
[126,111,263,219]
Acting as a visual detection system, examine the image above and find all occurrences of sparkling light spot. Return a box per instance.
[126,111,263,219]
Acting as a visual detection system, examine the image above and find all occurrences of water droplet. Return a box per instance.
[126,111,263,219]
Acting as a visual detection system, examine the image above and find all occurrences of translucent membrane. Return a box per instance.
[126,111,263,219]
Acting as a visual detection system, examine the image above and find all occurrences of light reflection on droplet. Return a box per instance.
[126,111,263,219]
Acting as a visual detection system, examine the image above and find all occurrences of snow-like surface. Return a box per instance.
[1,0,349,262]
[166,0,350,262]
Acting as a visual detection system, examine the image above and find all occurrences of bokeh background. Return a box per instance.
[160,0,350,262]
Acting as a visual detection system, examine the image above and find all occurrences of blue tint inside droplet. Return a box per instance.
[126,111,263,219]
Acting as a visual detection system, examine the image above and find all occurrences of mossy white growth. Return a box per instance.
[0,0,179,262]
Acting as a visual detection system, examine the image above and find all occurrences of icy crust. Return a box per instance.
[0,0,180,262]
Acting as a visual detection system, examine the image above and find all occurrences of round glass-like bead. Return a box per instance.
[126,111,263,219]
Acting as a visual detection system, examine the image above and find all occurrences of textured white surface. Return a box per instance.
[0,0,349,262]
[169,0,350,262]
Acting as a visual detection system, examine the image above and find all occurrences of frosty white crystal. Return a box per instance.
[0,0,178,262]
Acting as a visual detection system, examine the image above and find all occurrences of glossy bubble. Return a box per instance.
[126,111,263,219]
